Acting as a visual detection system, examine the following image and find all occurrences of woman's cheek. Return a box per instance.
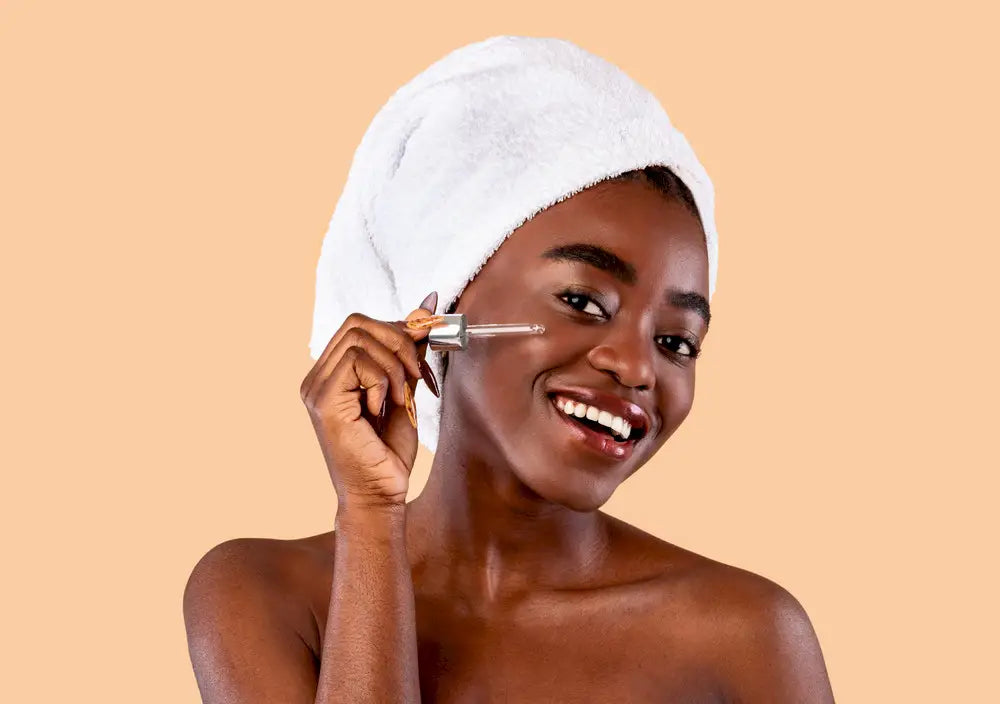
[659,372,696,435]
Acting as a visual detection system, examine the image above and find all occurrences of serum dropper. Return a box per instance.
[408,313,545,351]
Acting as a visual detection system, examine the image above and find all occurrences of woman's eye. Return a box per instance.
[559,292,606,318]
[657,335,701,359]
[557,291,700,359]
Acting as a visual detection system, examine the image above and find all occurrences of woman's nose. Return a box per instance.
[585,325,657,390]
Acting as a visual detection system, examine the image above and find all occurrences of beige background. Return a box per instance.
[2,1,996,701]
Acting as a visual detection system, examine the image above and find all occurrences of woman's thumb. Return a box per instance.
[403,291,440,397]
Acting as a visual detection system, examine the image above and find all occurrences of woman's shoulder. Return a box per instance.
[183,533,336,652]
[186,532,334,587]
[603,511,812,632]
[602,514,832,698]
[602,512,822,672]
[606,510,788,574]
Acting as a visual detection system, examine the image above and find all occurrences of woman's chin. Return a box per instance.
[514,465,618,513]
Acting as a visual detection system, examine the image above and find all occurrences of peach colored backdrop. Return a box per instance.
[2,1,996,701]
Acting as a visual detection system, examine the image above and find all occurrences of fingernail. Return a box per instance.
[418,291,438,313]
[403,383,417,428]
[374,396,388,435]
[418,358,440,397]
[405,315,445,330]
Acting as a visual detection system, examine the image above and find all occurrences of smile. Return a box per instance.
[554,396,633,440]
[546,391,649,462]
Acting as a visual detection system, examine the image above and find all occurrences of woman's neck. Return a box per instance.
[405,431,613,605]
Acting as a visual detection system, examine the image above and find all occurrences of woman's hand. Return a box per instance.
[300,297,438,508]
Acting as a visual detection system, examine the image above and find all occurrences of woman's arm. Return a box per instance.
[185,304,434,702]
[317,502,420,703]
[183,507,421,704]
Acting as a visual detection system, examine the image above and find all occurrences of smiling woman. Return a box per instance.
[433,177,712,504]
[182,35,835,703]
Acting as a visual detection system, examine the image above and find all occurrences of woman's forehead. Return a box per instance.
[492,181,708,284]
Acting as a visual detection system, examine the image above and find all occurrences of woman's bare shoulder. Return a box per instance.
[601,510,798,600]
[182,534,342,701]
[185,532,335,587]
[600,512,809,637]
[183,532,336,655]
[602,512,832,697]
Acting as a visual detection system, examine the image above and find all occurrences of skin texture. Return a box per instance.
[184,179,835,702]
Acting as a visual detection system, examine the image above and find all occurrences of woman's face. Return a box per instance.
[440,179,711,511]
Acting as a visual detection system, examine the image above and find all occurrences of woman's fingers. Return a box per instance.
[318,327,411,408]
[304,345,412,504]
[402,307,442,396]
[330,346,391,416]
[302,344,386,423]
[300,299,444,409]
[398,307,437,342]
[302,313,421,400]
[339,313,421,375]
[299,299,440,507]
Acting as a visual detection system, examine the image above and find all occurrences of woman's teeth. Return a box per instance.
[554,397,632,440]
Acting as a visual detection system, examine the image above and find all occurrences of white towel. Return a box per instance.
[309,35,719,454]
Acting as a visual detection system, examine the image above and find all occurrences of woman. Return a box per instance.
[184,36,834,702]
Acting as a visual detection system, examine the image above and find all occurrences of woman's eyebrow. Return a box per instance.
[541,242,711,326]
[668,288,711,327]
[541,243,637,284]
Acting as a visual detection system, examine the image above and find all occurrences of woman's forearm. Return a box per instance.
[314,503,421,704]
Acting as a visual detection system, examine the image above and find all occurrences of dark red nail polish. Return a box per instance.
[418,358,440,397]
[373,396,388,435]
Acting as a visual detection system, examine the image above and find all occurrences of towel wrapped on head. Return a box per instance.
[309,35,719,454]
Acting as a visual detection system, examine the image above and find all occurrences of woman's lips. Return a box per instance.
[548,396,636,461]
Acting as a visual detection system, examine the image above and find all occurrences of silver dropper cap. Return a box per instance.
[427,314,545,351]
